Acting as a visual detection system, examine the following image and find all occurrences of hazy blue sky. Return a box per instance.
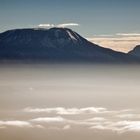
[0,0,140,36]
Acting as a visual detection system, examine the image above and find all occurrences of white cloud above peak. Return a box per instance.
[37,23,79,28]
[57,23,79,27]
[38,24,55,28]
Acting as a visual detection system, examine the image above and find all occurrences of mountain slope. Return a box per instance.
[128,45,140,58]
[0,27,137,63]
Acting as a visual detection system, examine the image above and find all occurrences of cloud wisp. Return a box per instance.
[0,121,32,128]
[38,24,55,28]
[31,116,65,123]
[116,33,140,36]
[37,23,79,28]
[24,107,107,115]
[1,117,140,133]
[1,107,140,134]
[22,107,140,133]
[57,23,79,27]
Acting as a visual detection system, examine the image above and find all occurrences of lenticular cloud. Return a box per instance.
[37,23,79,28]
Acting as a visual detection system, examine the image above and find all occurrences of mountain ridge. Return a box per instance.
[0,27,139,63]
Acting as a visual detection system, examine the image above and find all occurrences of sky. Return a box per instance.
[0,0,140,52]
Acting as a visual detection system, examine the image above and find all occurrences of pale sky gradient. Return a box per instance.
[0,0,140,52]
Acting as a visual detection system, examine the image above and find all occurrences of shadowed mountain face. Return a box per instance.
[0,27,137,63]
[128,45,140,58]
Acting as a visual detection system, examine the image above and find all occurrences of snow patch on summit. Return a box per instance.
[67,30,77,41]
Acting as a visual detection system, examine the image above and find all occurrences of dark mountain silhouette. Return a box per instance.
[0,27,138,63]
[128,45,140,59]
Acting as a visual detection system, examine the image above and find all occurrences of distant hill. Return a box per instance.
[0,27,138,63]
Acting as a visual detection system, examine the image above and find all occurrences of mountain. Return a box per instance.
[0,27,137,63]
[128,45,140,58]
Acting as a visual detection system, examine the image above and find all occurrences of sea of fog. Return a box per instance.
[0,63,140,140]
